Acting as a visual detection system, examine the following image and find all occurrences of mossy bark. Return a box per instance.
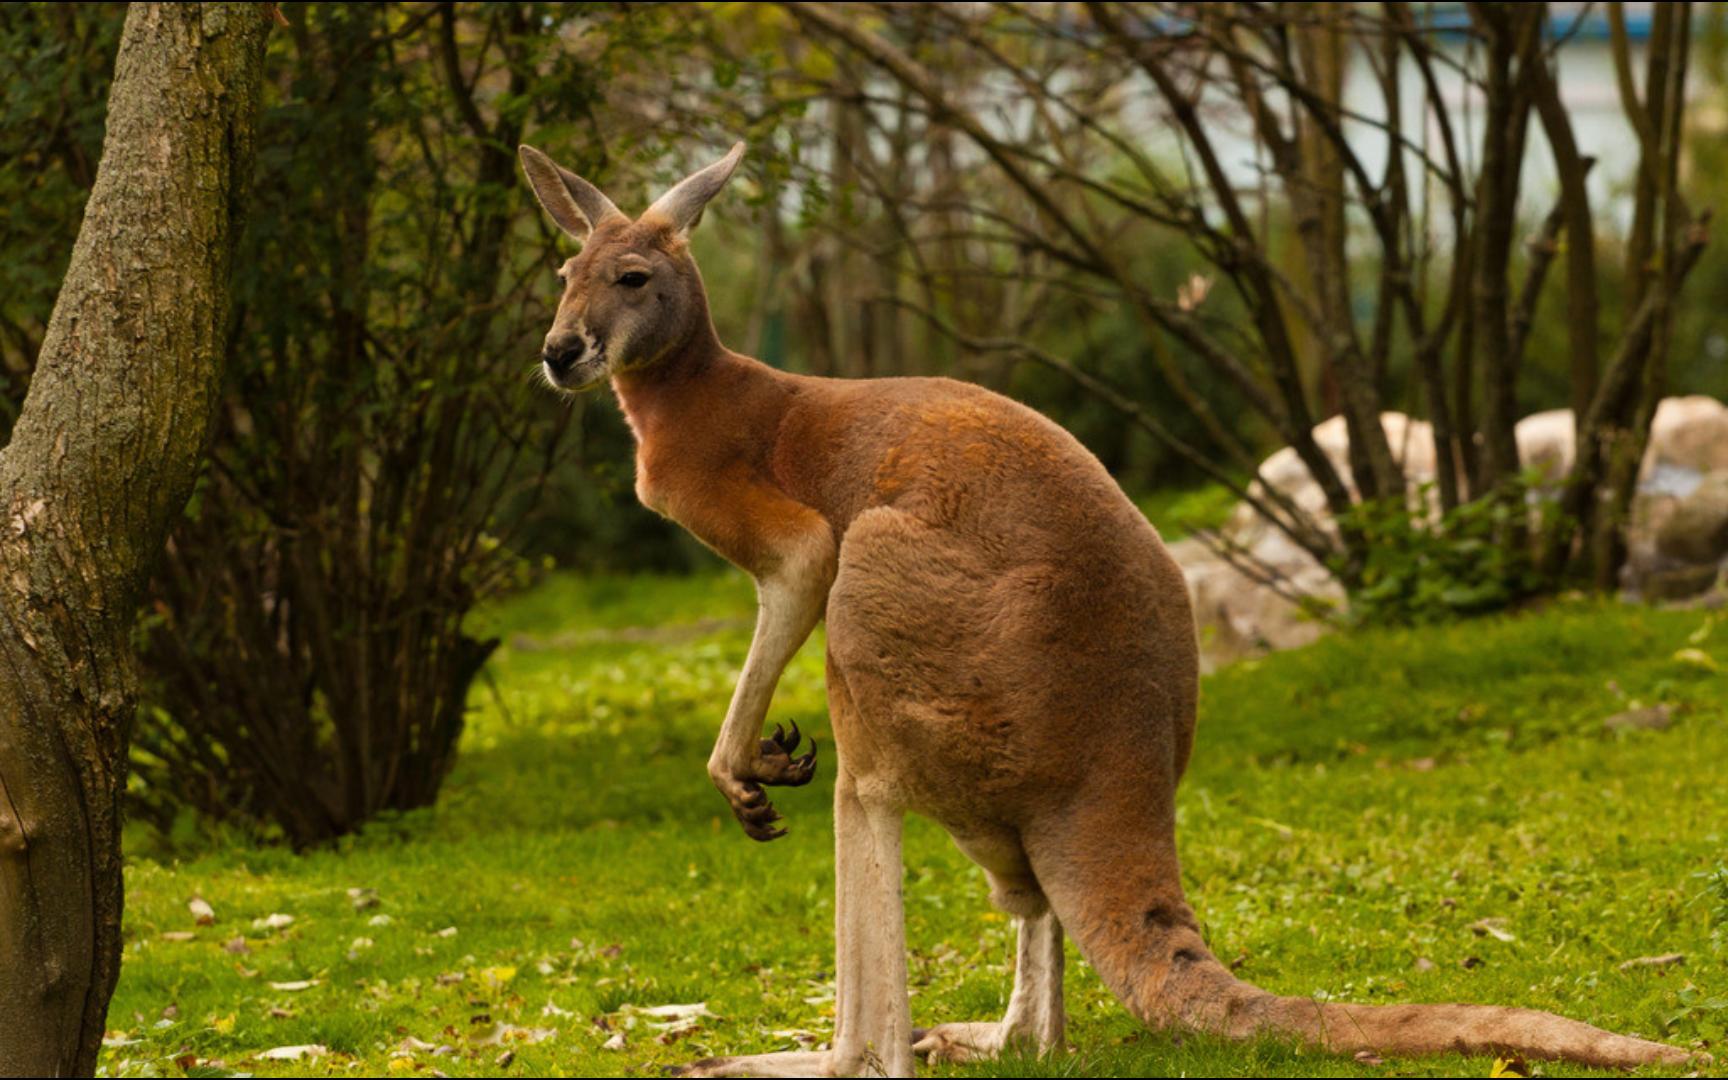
[0,4,270,1073]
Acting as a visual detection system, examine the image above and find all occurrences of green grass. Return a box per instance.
[105,573,1728,1077]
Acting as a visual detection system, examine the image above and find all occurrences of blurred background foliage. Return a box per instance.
[3,1,1727,841]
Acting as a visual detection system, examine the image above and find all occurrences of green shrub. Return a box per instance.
[1337,481,1543,627]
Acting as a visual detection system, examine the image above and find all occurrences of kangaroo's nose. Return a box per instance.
[542,334,585,376]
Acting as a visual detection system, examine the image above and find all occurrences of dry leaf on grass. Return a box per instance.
[1618,953,1684,970]
[475,1022,556,1047]
[633,1002,715,1029]
[1490,1053,1530,1078]
[257,1044,327,1061]
[1469,917,1515,943]
[188,897,216,925]
[1672,647,1719,671]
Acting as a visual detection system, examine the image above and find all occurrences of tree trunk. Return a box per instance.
[0,4,270,1074]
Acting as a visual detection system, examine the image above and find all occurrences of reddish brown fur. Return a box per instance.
[520,145,1698,1074]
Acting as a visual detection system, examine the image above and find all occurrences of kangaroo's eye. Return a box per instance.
[617,271,649,289]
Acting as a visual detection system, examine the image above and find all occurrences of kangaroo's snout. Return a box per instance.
[541,332,586,377]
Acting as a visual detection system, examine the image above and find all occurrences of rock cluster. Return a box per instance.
[1168,396,1728,670]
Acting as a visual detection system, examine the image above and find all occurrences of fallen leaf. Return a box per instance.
[223,936,250,955]
[1353,1049,1384,1066]
[1618,952,1684,970]
[1469,917,1516,943]
[1672,647,1719,671]
[253,913,295,931]
[255,1036,330,1064]
[1413,957,1435,972]
[495,1049,516,1067]
[160,931,196,943]
[1604,705,1674,732]
[476,1023,556,1046]
[189,897,216,926]
[348,887,381,911]
[434,926,458,938]
[619,1001,715,1041]
[268,979,320,992]
[601,1032,627,1051]
[634,1003,716,1026]
[1490,1053,1530,1078]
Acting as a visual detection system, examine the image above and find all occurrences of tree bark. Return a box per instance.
[0,4,270,1074]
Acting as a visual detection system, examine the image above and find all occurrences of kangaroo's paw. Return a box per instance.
[670,1050,833,1077]
[712,772,789,842]
[710,723,818,842]
[754,721,818,786]
[912,1021,1029,1064]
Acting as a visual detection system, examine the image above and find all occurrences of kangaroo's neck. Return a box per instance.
[610,329,789,452]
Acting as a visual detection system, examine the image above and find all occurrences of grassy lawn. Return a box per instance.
[105,573,1727,1077]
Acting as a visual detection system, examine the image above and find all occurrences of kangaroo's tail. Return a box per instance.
[1028,800,1697,1069]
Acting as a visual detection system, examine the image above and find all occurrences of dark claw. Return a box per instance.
[729,781,787,841]
[756,721,819,788]
[761,720,802,758]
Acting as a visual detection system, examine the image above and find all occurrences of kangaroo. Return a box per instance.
[519,142,1696,1077]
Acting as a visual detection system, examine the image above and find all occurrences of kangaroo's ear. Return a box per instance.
[519,145,624,241]
[643,142,745,235]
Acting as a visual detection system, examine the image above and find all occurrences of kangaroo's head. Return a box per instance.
[518,143,743,392]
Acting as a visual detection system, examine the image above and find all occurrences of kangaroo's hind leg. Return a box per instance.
[676,670,913,1078]
[913,833,1066,1065]
[913,906,1065,1064]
